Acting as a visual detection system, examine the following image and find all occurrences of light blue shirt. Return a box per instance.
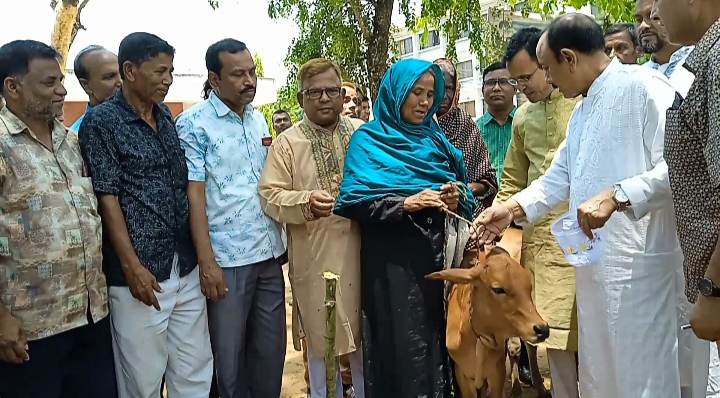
[70,105,92,133]
[176,91,285,268]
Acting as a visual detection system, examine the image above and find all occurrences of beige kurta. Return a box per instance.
[259,116,363,357]
[496,90,580,351]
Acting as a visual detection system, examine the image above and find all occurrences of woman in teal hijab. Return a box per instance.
[335,59,474,397]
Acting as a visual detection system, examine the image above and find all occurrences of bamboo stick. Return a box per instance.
[323,271,340,398]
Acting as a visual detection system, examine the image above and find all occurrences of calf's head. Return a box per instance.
[427,247,549,344]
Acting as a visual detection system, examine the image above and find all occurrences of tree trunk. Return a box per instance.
[366,0,394,100]
[51,0,81,69]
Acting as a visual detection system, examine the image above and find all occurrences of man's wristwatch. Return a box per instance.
[612,184,631,212]
[699,277,720,298]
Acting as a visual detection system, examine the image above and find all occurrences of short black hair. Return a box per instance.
[482,61,506,80]
[73,45,106,80]
[272,109,289,117]
[605,23,640,47]
[206,39,248,76]
[546,13,606,61]
[0,40,59,90]
[118,32,175,80]
[504,27,542,64]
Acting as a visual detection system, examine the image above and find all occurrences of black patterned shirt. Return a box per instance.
[665,18,720,302]
[79,91,197,286]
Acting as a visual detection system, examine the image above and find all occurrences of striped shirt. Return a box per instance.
[477,107,516,183]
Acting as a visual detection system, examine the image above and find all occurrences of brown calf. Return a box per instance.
[427,244,549,398]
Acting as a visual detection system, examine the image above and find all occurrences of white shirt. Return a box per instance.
[515,59,679,258]
[512,58,683,398]
[645,46,695,97]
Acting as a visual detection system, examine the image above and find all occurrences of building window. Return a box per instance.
[459,29,470,39]
[457,60,473,80]
[419,30,441,50]
[460,101,476,118]
[397,37,413,56]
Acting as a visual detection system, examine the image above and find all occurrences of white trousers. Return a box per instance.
[675,264,711,398]
[109,258,213,398]
[307,349,365,398]
[708,343,720,397]
[547,348,579,398]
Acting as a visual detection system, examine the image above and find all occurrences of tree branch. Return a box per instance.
[347,0,372,42]
[70,0,90,48]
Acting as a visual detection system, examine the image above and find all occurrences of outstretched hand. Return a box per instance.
[471,204,514,244]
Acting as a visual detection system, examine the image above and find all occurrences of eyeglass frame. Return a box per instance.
[300,86,344,100]
[508,66,541,87]
[482,78,514,89]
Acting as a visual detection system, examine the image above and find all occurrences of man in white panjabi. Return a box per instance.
[259,58,364,398]
[474,14,682,398]
[636,0,717,396]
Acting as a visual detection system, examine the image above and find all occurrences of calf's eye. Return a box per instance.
[491,287,506,295]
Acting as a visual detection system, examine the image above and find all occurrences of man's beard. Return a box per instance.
[25,98,58,122]
[642,35,664,54]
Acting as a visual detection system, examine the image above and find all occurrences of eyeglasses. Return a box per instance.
[483,78,513,88]
[508,67,540,87]
[302,87,342,100]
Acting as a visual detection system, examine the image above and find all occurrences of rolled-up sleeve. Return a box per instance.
[176,114,207,182]
[78,115,121,195]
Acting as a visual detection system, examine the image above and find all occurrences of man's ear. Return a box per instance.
[560,48,578,72]
[296,91,304,109]
[122,61,136,83]
[2,76,20,100]
[78,78,91,96]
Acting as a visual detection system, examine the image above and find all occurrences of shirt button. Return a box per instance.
[427,217,433,225]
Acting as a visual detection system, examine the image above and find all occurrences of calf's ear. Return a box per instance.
[425,267,480,284]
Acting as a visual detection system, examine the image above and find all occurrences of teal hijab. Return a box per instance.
[335,58,475,219]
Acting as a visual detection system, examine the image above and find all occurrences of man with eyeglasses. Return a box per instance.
[175,39,287,397]
[260,58,365,398]
[476,62,517,183]
[500,27,582,398]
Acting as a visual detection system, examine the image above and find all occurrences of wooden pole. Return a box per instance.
[323,271,340,398]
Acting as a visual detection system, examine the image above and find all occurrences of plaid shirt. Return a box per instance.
[0,106,108,340]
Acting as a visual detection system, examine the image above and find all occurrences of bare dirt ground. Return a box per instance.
[280,266,551,398]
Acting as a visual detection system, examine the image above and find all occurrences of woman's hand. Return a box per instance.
[404,189,445,212]
[440,183,460,211]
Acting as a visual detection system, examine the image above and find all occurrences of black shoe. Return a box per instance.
[518,365,533,386]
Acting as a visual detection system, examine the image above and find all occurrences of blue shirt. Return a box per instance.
[176,91,285,268]
[70,104,93,133]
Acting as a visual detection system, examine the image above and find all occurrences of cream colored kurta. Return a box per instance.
[259,116,363,357]
[496,89,580,351]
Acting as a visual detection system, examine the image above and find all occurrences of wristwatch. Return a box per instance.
[612,184,631,212]
[699,277,720,298]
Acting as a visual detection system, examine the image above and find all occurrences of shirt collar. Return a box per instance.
[481,107,516,126]
[686,18,720,74]
[302,114,347,134]
[647,46,694,68]
[0,106,68,144]
[547,88,564,102]
[209,90,255,118]
[112,89,172,123]
[586,57,620,99]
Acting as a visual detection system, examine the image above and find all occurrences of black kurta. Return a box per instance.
[338,195,452,398]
